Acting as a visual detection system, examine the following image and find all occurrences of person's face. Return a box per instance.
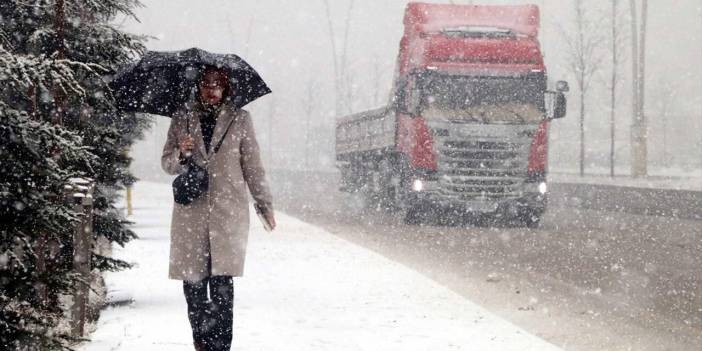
[198,71,228,106]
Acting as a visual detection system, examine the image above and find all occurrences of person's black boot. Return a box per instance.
[194,341,207,351]
[208,276,234,351]
[184,279,211,350]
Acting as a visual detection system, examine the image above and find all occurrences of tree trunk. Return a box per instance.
[323,0,354,116]
[630,0,648,177]
[576,0,586,177]
[340,0,355,115]
[580,85,585,177]
[699,6,702,174]
[630,0,640,176]
[322,0,341,117]
[639,0,648,175]
[610,0,618,177]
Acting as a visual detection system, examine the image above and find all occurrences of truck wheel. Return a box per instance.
[437,206,463,226]
[376,159,400,212]
[379,187,400,213]
[520,210,543,229]
[403,205,423,225]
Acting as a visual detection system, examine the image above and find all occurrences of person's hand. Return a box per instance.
[264,210,276,231]
[179,135,195,156]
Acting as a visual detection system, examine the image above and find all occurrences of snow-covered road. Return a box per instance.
[78,181,561,351]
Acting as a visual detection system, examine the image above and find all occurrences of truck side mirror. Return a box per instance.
[395,79,421,116]
[554,92,567,119]
[545,91,567,119]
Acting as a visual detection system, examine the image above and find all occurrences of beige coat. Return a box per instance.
[161,101,272,282]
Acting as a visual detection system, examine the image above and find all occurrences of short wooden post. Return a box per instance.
[69,179,94,338]
[126,185,133,216]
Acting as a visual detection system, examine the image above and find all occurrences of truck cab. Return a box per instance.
[336,3,568,227]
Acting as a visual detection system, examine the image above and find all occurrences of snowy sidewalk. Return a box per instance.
[78,182,561,351]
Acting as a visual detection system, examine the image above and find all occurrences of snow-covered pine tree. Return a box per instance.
[0,47,97,350]
[1,0,148,349]
[0,1,149,275]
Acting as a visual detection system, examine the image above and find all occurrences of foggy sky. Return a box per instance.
[123,0,702,179]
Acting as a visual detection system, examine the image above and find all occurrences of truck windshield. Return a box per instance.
[440,26,516,39]
[421,74,546,124]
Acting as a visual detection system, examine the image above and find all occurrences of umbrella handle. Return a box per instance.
[182,117,192,159]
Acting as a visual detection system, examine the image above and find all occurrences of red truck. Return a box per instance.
[335,3,568,227]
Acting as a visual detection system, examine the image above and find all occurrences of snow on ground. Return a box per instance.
[550,172,702,191]
[78,181,562,351]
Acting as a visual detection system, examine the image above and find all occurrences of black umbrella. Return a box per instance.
[109,47,271,117]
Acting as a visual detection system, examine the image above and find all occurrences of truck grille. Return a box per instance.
[435,138,531,200]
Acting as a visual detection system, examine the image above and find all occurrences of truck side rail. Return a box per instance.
[336,106,396,157]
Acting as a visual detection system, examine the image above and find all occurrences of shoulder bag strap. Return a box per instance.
[212,114,237,154]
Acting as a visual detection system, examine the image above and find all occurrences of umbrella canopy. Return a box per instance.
[109,47,271,117]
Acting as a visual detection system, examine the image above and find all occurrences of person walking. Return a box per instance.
[161,66,276,351]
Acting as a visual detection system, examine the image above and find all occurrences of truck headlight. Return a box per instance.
[412,179,424,192]
[538,182,547,194]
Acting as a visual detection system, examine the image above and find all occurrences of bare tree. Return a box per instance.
[630,0,649,177]
[340,0,355,114]
[654,80,676,168]
[608,0,628,177]
[322,0,355,116]
[630,0,639,149]
[301,77,320,169]
[699,5,702,175]
[559,0,604,176]
[322,0,340,116]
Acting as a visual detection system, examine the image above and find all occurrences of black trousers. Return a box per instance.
[183,276,234,351]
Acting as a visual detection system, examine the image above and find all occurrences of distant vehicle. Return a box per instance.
[335,3,569,227]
